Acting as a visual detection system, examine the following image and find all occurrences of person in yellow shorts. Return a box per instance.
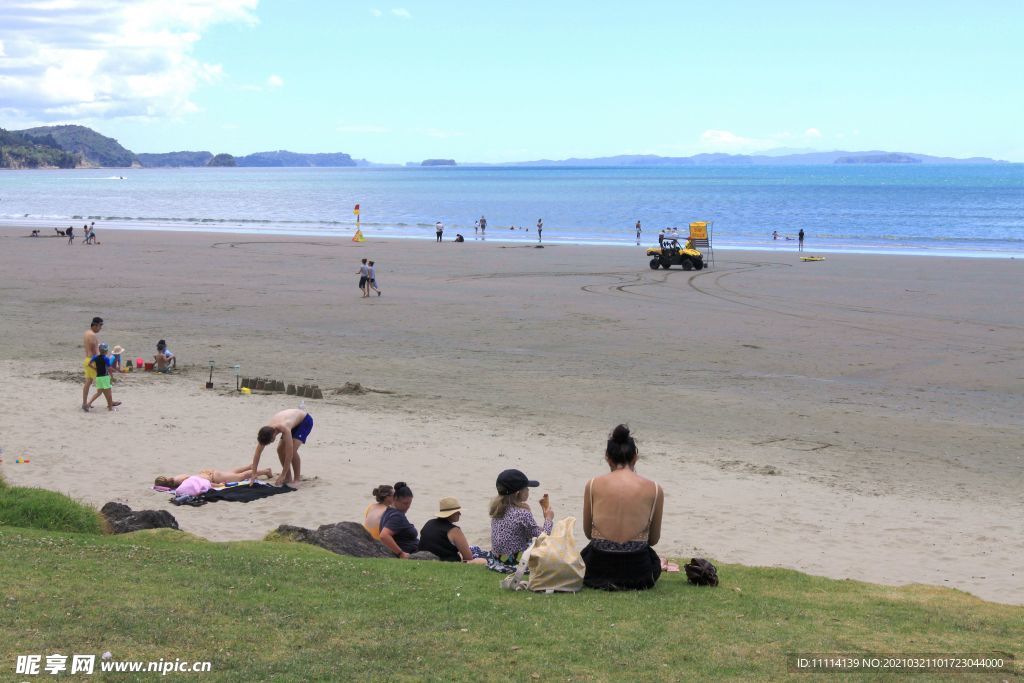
[82,316,103,411]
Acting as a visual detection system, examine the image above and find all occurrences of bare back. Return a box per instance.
[585,471,663,545]
[268,408,306,432]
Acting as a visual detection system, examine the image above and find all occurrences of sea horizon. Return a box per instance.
[3,164,1022,258]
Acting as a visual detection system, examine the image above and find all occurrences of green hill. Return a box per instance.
[17,125,137,167]
[136,151,214,167]
[207,153,236,167]
[0,128,78,169]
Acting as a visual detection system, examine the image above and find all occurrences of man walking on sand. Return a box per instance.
[81,316,103,411]
[435,221,444,242]
[537,218,543,243]
[251,408,313,487]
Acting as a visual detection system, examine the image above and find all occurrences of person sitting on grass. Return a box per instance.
[87,343,122,411]
[154,339,176,372]
[363,484,395,540]
[155,465,273,489]
[379,482,419,558]
[419,497,488,564]
[581,424,664,591]
[486,469,553,572]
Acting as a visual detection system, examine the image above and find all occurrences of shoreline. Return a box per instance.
[3,222,1020,259]
[1,228,1021,605]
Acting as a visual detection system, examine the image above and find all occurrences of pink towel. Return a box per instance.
[175,476,212,497]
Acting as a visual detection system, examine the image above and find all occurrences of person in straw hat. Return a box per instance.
[418,497,488,564]
[110,345,126,372]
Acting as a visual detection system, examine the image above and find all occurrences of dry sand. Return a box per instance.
[1,227,1021,604]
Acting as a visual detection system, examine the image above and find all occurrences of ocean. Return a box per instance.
[2,165,1022,257]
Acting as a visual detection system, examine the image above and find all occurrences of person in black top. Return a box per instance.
[380,482,419,558]
[87,343,121,411]
[798,229,805,252]
[419,497,487,564]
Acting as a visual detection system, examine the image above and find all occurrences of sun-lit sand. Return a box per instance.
[1,227,1021,604]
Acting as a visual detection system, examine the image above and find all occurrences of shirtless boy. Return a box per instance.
[250,408,313,487]
[82,316,103,411]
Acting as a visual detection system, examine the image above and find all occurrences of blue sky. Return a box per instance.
[1,1,1021,162]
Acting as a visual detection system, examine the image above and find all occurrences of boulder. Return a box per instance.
[101,502,179,534]
[274,521,437,560]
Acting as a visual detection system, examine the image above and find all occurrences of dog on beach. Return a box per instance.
[55,228,66,236]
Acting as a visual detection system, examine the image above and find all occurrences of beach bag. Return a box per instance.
[684,558,719,587]
[499,542,533,591]
[526,517,585,593]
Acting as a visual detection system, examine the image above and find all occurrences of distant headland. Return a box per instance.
[0,124,1010,169]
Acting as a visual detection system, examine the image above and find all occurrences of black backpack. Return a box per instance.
[684,558,719,587]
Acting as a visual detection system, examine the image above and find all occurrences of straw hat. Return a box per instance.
[437,497,462,518]
[112,345,125,355]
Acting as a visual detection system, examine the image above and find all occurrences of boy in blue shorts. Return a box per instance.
[251,408,312,487]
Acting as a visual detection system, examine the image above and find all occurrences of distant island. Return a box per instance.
[0,124,1011,169]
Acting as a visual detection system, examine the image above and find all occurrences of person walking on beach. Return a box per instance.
[67,225,75,245]
[798,229,805,252]
[357,258,370,297]
[81,316,102,411]
[479,215,487,234]
[435,221,444,243]
[635,220,642,243]
[474,219,480,235]
[368,260,381,296]
[87,342,121,411]
[537,218,543,243]
[251,407,313,487]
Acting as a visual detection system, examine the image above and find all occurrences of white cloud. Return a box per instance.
[370,8,382,17]
[804,127,822,138]
[266,74,284,88]
[0,0,259,122]
[390,8,411,19]
[336,123,390,134]
[0,39,5,57]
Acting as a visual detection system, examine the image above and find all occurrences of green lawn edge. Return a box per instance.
[0,479,1020,681]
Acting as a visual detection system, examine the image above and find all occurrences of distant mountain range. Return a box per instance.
[0,124,1010,169]
[468,150,1008,166]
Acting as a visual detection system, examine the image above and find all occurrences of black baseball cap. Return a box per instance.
[496,469,540,496]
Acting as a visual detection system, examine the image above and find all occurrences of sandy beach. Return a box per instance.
[1,227,1021,605]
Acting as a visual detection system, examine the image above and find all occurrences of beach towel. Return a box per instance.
[200,482,296,503]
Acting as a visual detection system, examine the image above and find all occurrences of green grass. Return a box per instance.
[0,475,105,534]
[0,482,1020,681]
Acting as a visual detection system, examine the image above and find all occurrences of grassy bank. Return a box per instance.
[0,482,1020,681]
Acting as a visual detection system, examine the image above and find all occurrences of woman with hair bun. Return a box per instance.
[363,484,395,539]
[581,424,664,590]
[379,482,419,558]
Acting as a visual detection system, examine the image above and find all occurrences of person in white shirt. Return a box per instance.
[435,221,444,242]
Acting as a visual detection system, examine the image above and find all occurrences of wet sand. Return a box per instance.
[1,227,1021,604]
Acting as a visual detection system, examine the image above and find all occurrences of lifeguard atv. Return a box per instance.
[647,238,704,270]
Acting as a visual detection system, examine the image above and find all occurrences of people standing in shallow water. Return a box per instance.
[380,482,419,558]
[581,424,664,590]
[798,229,805,252]
[363,484,395,539]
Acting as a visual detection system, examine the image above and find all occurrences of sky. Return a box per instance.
[1,1,1022,163]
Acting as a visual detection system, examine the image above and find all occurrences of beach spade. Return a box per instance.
[206,360,215,389]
